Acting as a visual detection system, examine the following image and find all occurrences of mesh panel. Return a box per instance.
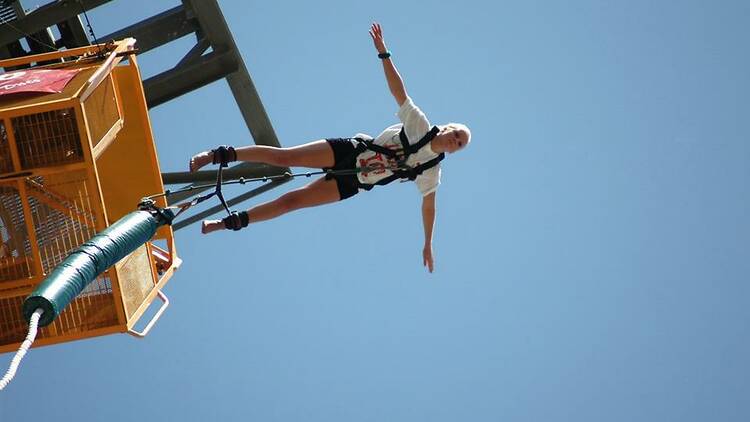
[1,172,115,347]
[0,183,33,284]
[0,170,121,349]
[0,121,13,174]
[12,108,84,170]
[25,170,98,273]
[83,75,120,148]
[0,273,117,346]
[117,244,154,319]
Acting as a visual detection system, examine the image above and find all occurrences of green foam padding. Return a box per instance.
[22,210,165,327]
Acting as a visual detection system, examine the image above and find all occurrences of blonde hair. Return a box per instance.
[440,123,472,145]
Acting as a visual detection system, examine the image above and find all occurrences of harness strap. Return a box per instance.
[399,127,409,152]
[356,140,399,158]
[358,153,444,191]
[351,126,444,191]
[401,126,441,155]
[187,163,231,212]
[352,126,441,164]
[171,148,235,220]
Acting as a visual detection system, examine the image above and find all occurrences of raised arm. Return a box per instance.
[421,191,436,273]
[369,22,408,106]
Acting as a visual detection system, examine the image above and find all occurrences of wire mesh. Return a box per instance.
[25,170,98,273]
[0,169,119,349]
[83,74,120,148]
[117,244,154,319]
[0,183,33,284]
[0,121,13,174]
[11,108,84,170]
[0,273,117,347]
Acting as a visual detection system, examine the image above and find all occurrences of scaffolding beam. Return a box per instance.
[185,0,280,149]
[143,49,237,108]
[57,16,90,48]
[0,0,288,228]
[0,0,111,46]
[97,6,197,55]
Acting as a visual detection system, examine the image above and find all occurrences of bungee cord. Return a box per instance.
[0,309,42,391]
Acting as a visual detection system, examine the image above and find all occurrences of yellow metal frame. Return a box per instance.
[0,43,121,69]
[0,39,181,353]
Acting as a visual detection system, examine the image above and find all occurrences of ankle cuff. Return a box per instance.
[212,145,237,167]
[222,211,249,231]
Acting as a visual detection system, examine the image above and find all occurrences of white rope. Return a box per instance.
[0,308,43,391]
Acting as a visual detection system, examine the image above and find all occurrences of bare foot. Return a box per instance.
[201,219,226,234]
[189,150,214,172]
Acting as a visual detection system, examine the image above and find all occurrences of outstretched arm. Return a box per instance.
[369,22,408,106]
[421,192,436,273]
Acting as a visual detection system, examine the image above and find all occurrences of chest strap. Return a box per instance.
[351,125,443,190]
[357,152,444,191]
[400,126,441,155]
[354,126,441,161]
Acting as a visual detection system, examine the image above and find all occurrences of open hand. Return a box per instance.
[369,22,388,54]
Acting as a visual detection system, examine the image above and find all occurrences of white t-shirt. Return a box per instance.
[350,97,441,196]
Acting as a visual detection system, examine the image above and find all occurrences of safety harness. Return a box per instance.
[350,125,445,190]
[174,146,248,230]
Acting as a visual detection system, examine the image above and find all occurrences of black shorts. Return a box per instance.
[325,138,360,200]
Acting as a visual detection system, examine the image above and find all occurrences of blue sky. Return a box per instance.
[2,1,749,421]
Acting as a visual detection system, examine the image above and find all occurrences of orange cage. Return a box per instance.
[0,40,181,353]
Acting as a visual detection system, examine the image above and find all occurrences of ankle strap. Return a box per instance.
[223,211,249,231]
[212,145,237,167]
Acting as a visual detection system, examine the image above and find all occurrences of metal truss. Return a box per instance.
[0,0,290,229]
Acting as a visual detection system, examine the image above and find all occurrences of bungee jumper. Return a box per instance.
[190,23,472,273]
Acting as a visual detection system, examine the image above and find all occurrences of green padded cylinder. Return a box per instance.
[22,210,169,327]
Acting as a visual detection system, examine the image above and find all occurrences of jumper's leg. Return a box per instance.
[201,176,341,233]
[190,140,335,172]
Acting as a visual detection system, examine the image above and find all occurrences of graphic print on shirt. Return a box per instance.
[358,133,402,178]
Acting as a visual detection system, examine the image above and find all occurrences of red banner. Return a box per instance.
[0,68,82,96]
